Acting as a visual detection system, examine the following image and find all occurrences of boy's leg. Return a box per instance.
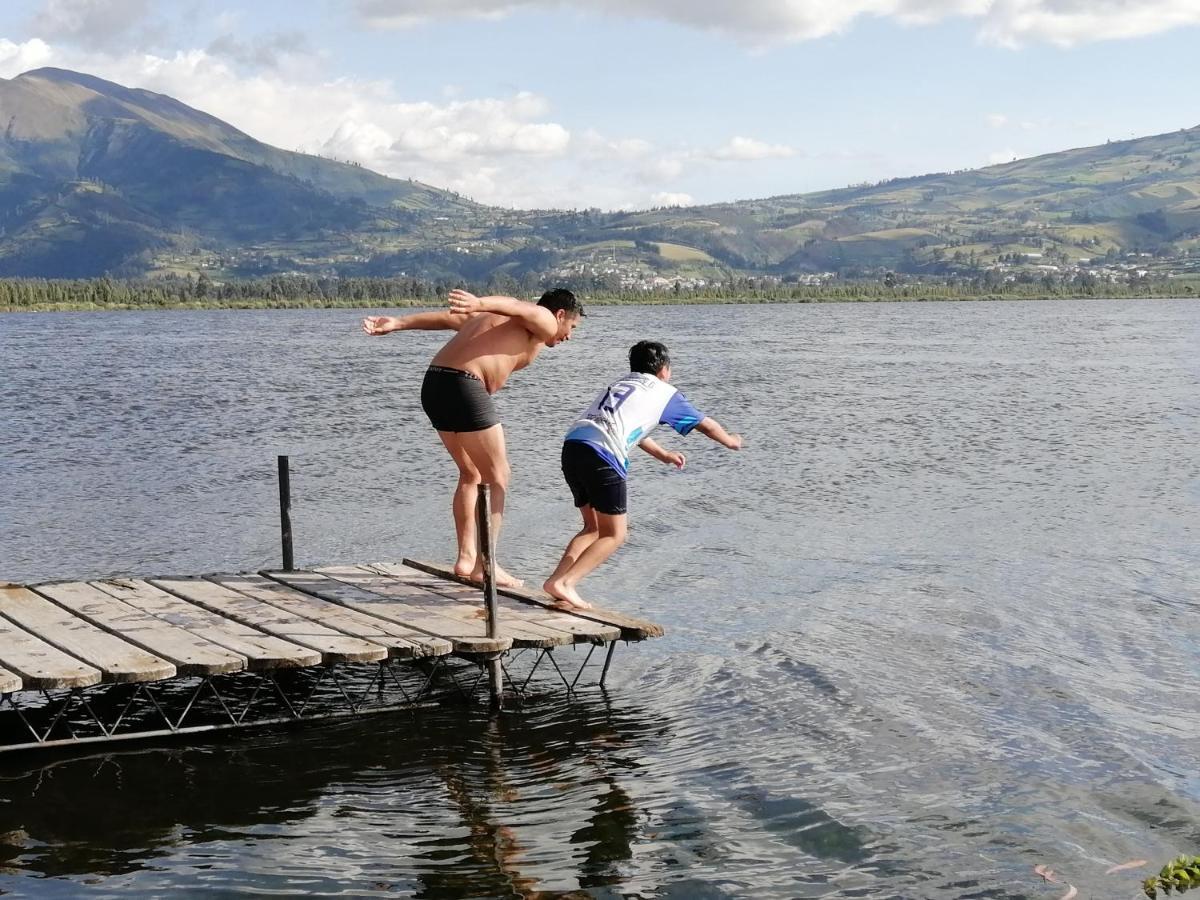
[546,504,599,584]
[453,423,522,587]
[435,430,482,577]
[543,511,627,609]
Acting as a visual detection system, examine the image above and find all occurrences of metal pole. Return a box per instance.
[599,641,619,689]
[475,485,503,707]
[277,455,294,571]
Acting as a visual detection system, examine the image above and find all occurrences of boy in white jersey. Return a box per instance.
[543,340,743,609]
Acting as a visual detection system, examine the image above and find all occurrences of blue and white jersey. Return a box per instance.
[564,372,704,477]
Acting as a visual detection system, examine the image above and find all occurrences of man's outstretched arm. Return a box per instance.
[446,289,557,342]
[362,311,463,335]
[695,417,744,450]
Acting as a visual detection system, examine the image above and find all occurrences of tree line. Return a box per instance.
[0,272,1193,312]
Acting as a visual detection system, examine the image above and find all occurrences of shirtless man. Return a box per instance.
[363,288,583,586]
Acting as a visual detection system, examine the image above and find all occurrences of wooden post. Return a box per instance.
[277,455,294,572]
[475,485,503,707]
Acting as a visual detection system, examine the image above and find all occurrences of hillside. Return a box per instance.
[1,67,1198,284]
[0,68,481,277]
[590,126,1200,281]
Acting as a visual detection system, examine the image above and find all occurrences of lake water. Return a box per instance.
[1,299,1198,898]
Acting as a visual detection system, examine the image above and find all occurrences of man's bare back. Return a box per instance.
[431,313,544,394]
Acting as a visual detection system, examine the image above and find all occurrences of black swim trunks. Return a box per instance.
[421,366,499,433]
[562,440,627,515]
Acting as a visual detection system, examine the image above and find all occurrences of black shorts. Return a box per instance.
[562,441,627,516]
[421,366,499,433]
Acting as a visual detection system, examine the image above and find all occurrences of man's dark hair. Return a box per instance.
[630,340,670,374]
[537,288,584,317]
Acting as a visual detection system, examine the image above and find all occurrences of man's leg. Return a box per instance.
[436,430,482,577]
[546,505,599,585]
[543,511,627,609]
[454,423,523,587]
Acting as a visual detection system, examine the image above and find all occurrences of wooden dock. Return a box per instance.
[0,560,664,755]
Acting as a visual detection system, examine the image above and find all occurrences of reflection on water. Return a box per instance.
[0,697,656,897]
[2,299,1199,897]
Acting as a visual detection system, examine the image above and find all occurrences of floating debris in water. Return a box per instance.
[1107,859,1148,875]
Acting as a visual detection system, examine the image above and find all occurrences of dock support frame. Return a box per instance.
[0,641,622,755]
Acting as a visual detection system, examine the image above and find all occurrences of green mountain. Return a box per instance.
[590,126,1200,279]
[1,66,1198,282]
[0,67,480,277]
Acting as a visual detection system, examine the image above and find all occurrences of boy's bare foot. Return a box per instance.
[470,563,524,588]
[542,577,593,610]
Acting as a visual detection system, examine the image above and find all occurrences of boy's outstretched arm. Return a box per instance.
[695,417,744,450]
[362,310,464,335]
[446,289,557,342]
[638,437,686,469]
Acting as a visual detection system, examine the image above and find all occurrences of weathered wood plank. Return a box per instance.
[0,585,175,683]
[0,665,20,693]
[263,571,512,654]
[400,558,665,640]
[91,579,321,670]
[151,577,387,664]
[33,582,246,676]
[353,564,621,644]
[0,613,101,689]
[315,566,569,648]
[205,575,450,659]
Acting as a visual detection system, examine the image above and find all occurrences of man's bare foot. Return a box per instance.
[542,577,593,610]
[470,563,524,588]
[453,555,477,579]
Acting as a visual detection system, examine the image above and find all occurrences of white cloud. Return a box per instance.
[351,0,1200,47]
[985,112,1008,128]
[0,38,54,73]
[0,38,705,210]
[206,30,314,70]
[30,0,160,50]
[650,191,695,207]
[578,130,654,160]
[710,136,795,160]
[637,156,685,182]
[980,0,1200,47]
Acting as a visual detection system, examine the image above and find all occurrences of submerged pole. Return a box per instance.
[475,485,503,707]
[277,455,294,571]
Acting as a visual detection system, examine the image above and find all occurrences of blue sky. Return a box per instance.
[1,0,1198,210]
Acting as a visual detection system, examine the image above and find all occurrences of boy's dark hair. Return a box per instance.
[537,288,584,317]
[630,340,670,374]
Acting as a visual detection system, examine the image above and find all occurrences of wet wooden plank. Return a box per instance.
[33,582,246,676]
[263,571,512,655]
[0,665,20,694]
[0,613,101,689]
[315,566,569,649]
[401,559,665,640]
[356,564,621,644]
[205,574,451,659]
[151,577,387,664]
[91,579,321,670]
[0,585,175,683]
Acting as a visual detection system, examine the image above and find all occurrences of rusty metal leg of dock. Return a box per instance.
[599,641,619,688]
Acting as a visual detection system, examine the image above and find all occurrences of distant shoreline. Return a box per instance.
[3,287,1196,313]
